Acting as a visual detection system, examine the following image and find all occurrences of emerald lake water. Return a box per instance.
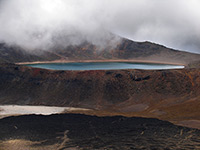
[26,62,184,70]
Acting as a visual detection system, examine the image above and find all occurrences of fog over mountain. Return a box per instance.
[0,0,200,53]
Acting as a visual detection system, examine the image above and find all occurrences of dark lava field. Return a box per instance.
[0,114,200,150]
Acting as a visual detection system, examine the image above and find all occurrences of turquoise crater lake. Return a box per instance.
[26,62,185,71]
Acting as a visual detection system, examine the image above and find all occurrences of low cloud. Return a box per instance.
[0,0,200,53]
[0,0,120,50]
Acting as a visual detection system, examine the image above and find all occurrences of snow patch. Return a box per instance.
[0,105,89,116]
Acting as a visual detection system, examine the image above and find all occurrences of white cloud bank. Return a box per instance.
[0,0,200,53]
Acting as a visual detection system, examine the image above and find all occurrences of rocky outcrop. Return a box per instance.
[0,64,199,109]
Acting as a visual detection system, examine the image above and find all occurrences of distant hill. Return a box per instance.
[0,43,60,63]
[0,38,200,65]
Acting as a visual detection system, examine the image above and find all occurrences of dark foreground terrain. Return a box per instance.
[0,114,199,150]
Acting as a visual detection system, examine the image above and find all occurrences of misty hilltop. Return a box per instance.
[0,0,200,63]
[0,0,200,53]
[0,37,200,66]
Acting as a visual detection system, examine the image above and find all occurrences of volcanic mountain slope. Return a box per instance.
[0,114,199,150]
[188,60,200,68]
[0,64,200,128]
[0,43,60,63]
[1,38,200,65]
[52,39,200,65]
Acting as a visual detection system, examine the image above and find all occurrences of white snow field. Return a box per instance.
[0,105,89,118]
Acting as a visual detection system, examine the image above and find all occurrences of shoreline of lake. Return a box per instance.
[16,59,186,66]
[23,61,185,71]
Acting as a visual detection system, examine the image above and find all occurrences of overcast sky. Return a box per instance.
[0,0,200,53]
